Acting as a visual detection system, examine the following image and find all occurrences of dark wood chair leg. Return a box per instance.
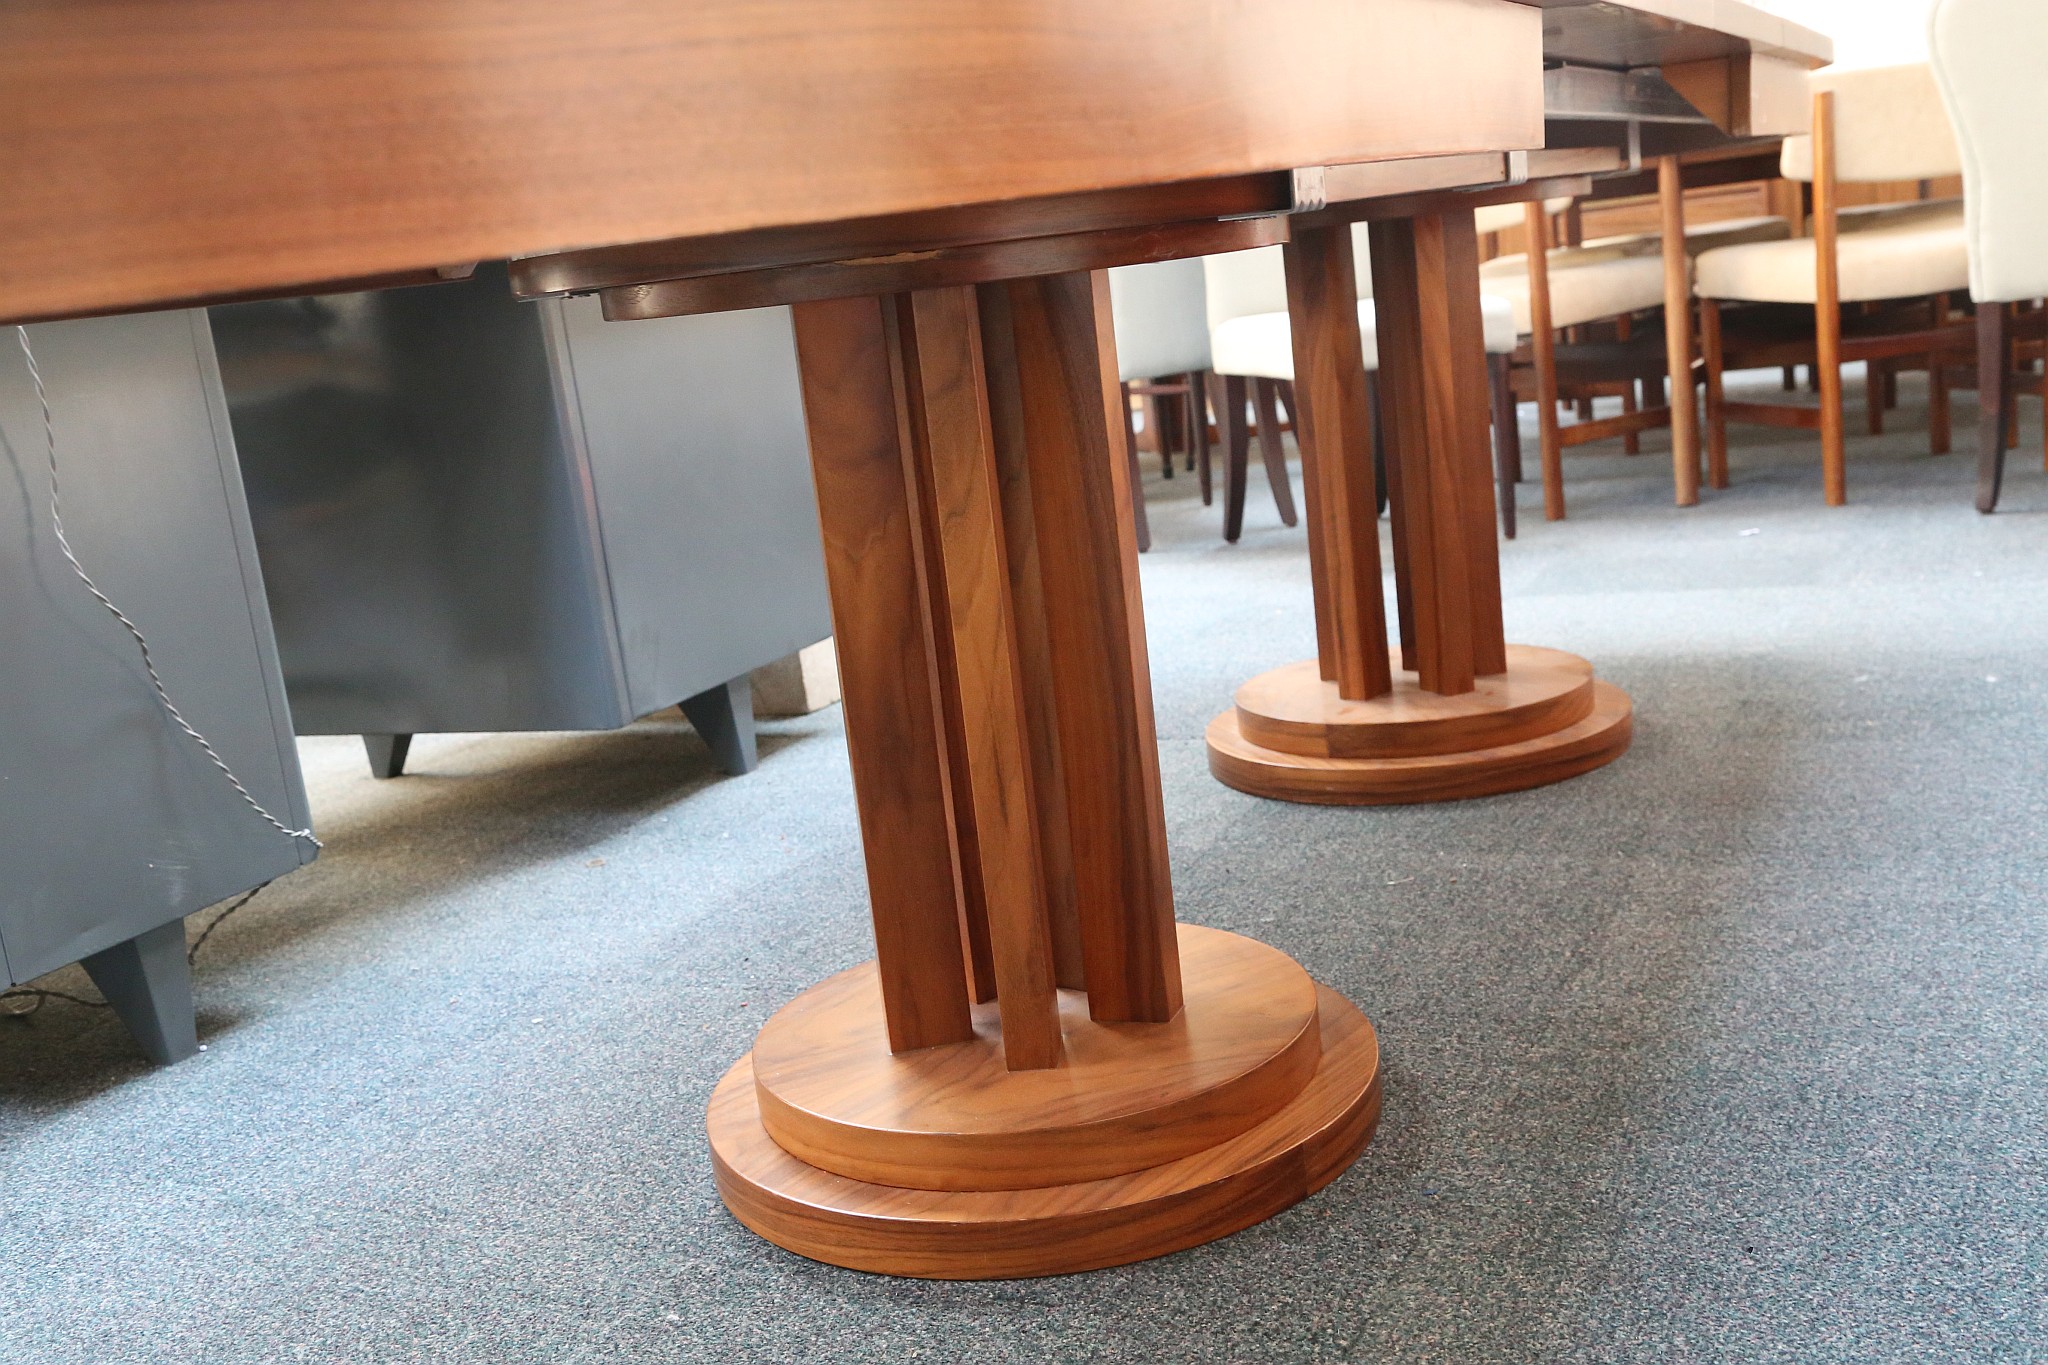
[1488,353,1519,539]
[1221,373,1250,542]
[1978,302,2011,513]
[1148,386,1176,479]
[1251,377,1299,527]
[1782,365,1797,391]
[1121,380,1153,550]
[1700,297,1730,490]
[1867,359,1888,435]
[1198,371,1219,506]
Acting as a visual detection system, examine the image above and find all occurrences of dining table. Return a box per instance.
[1,0,1829,1280]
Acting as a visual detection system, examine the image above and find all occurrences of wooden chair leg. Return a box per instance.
[1221,373,1250,541]
[1978,302,2011,513]
[1866,359,1887,435]
[1782,365,1797,391]
[1199,372,1221,505]
[1930,351,1952,457]
[1146,388,1175,479]
[1524,201,1565,521]
[1250,377,1299,527]
[1488,352,1518,539]
[1184,370,1207,474]
[1884,365,1899,409]
[1121,378,1153,551]
[1700,298,1729,490]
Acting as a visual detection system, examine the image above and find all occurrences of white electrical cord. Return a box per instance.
[14,325,320,850]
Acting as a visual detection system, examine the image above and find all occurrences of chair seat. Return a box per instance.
[1209,296,1518,380]
[1478,246,1668,333]
[1694,210,1970,305]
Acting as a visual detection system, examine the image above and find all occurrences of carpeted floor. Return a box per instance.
[2,368,2044,1364]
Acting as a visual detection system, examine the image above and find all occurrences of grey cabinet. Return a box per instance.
[210,267,831,778]
[0,311,315,1062]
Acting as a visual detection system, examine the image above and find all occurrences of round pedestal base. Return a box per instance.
[706,982,1381,1280]
[1207,646,1633,804]
[751,925,1323,1190]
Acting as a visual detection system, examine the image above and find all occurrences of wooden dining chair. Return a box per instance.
[1203,226,1525,537]
[1930,0,2048,511]
[1108,258,1214,550]
[1692,62,1973,505]
[1476,200,1791,520]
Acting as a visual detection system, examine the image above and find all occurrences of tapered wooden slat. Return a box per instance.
[1001,271,1181,1024]
[790,296,974,1054]
[899,287,1063,1070]
[1438,210,1507,678]
[1282,224,1391,701]
[977,283,1087,991]
[1370,214,1505,695]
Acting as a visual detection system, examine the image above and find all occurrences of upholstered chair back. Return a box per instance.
[1107,258,1212,380]
[1778,62,1963,183]
[1202,224,1376,331]
[1929,0,2048,302]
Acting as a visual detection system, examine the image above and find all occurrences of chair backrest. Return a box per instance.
[1929,0,2048,302]
[1778,62,1962,183]
[1107,258,1211,380]
[1202,224,1375,330]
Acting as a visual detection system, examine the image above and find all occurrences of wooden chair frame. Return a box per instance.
[1696,90,1975,505]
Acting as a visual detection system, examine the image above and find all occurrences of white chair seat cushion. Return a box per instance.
[1209,296,1517,381]
[1693,214,1970,304]
[1477,247,1668,333]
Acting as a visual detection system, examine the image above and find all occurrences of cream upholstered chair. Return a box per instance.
[1693,61,1971,505]
[1108,258,1217,551]
[1476,201,1791,519]
[1203,226,1525,536]
[1930,0,2048,511]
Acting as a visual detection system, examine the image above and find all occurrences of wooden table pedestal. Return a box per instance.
[1206,209,1633,805]
[692,264,1378,1278]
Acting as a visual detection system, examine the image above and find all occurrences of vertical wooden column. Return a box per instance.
[1282,223,1392,702]
[894,288,1064,1070]
[1659,156,1704,502]
[977,285,1087,991]
[998,271,1181,1023]
[1368,210,1507,696]
[789,296,977,1055]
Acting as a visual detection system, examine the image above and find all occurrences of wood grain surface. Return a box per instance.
[1002,273,1181,1024]
[0,0,1540,324]
[1209,679,1633,805]
[1235,646,1596,760]
[749,925,1321,1192]
[790,297,975,1052]
[900,287,1062,1069]
[1283,224,1392,701]
[708,983,1381,1279]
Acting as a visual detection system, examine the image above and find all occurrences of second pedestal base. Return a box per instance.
[1207,645,1633,804]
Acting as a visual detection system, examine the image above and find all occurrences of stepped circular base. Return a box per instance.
[1208,648,1632,804]
[708,983,1381,1280]
[752,925,1322,1190]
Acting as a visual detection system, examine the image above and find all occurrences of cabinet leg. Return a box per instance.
[362,733,412,779]
[80,919,197,1065]
[679,675,760,776]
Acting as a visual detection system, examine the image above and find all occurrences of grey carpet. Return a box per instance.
[2,368,2043,1364]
